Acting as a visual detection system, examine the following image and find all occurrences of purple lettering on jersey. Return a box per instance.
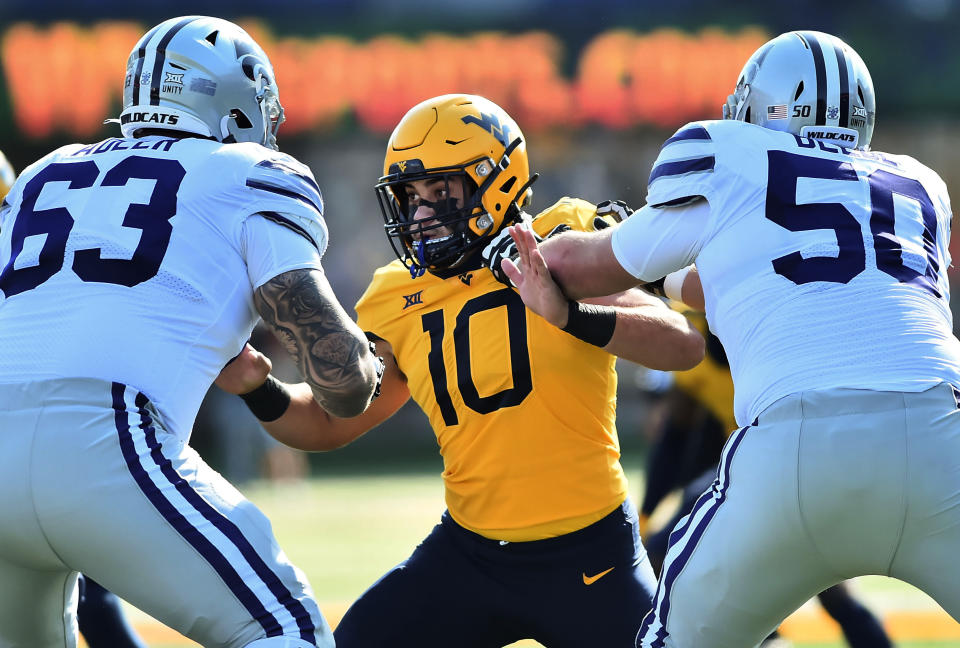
[93,140,116,155]
[71,143,98,156]
[151,139,177,152]
[71,138,178,156]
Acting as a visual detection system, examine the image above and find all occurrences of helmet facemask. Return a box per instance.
[378,95,536,277]
[377,135,534,278]
[218,65,285,149]
[376,162,493,278]
[722,61,759,122]
[257,79,285,150]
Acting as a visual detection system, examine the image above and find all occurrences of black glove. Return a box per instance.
[481,223,571,286]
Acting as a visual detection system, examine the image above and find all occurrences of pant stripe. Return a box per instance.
[112,382,317,644]
[637,422,751,648]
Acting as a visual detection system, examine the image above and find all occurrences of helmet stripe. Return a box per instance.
[805,33,828,126]
[149,17,199,106]
[130,23,165,107]
[834,44,850,127]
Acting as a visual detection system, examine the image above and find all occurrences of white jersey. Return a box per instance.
[612,119,960,426]
[0,135,328,439]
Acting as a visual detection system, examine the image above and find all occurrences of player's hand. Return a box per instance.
[593,199,632,230]
[482,223,570,286]
[215,343,273,395]
[501,224,570,328]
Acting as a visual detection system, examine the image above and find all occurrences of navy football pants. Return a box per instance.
[335,500,656,647]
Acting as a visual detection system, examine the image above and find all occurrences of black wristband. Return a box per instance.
[561,301,617,347]
[239,375,292,422]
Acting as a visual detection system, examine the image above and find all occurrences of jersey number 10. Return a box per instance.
[421,288,533,426]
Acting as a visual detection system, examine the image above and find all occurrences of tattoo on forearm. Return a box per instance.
[255,269,368,414]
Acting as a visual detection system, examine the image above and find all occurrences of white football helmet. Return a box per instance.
[118,16,285,149]
[723,31,875,150]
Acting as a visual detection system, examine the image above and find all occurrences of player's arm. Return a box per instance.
[503,224,703,370]
[217,338,410,451]
[680,267,704,311]
[587,288,703,370]
[254,268,384,418]
[639,266,705,312]
[508,199,711,303]
[523,225,636,300]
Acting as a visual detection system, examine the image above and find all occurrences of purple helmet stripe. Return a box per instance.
[148,17,199,106]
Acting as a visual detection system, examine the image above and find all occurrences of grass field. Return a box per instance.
[100,470,957,648]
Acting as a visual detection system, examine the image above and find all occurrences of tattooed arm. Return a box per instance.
[253,268,381,418]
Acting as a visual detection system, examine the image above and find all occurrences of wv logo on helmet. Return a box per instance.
[461,112,515,148]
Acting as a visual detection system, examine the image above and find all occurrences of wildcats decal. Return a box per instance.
[803,130,856,144]
[120,111,180,126]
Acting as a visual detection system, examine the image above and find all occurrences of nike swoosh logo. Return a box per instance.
[582,567,615,585]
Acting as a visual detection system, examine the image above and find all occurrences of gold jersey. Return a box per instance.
[670,307,737,435]
[356,198,628,541]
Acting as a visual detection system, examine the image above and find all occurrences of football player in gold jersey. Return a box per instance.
[218,94,704,647]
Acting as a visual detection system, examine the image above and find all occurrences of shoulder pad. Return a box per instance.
[245,151,327,253]
[247,152,324,215]
[532,197,597,235]
[355,260,418,336]
[646,121,719,209]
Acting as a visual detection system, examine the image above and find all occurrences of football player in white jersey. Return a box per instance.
[493,30,960,648]
[0,16,383,648]
[0,150,148,648]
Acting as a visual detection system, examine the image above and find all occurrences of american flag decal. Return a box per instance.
[767,105,788,120]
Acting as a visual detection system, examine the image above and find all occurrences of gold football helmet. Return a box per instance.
[375,94,536,276]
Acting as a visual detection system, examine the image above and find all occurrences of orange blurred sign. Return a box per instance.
[1,21,767,138]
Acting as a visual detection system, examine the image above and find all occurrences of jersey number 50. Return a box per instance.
[766,150,941,298]
[0,156,186,297]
